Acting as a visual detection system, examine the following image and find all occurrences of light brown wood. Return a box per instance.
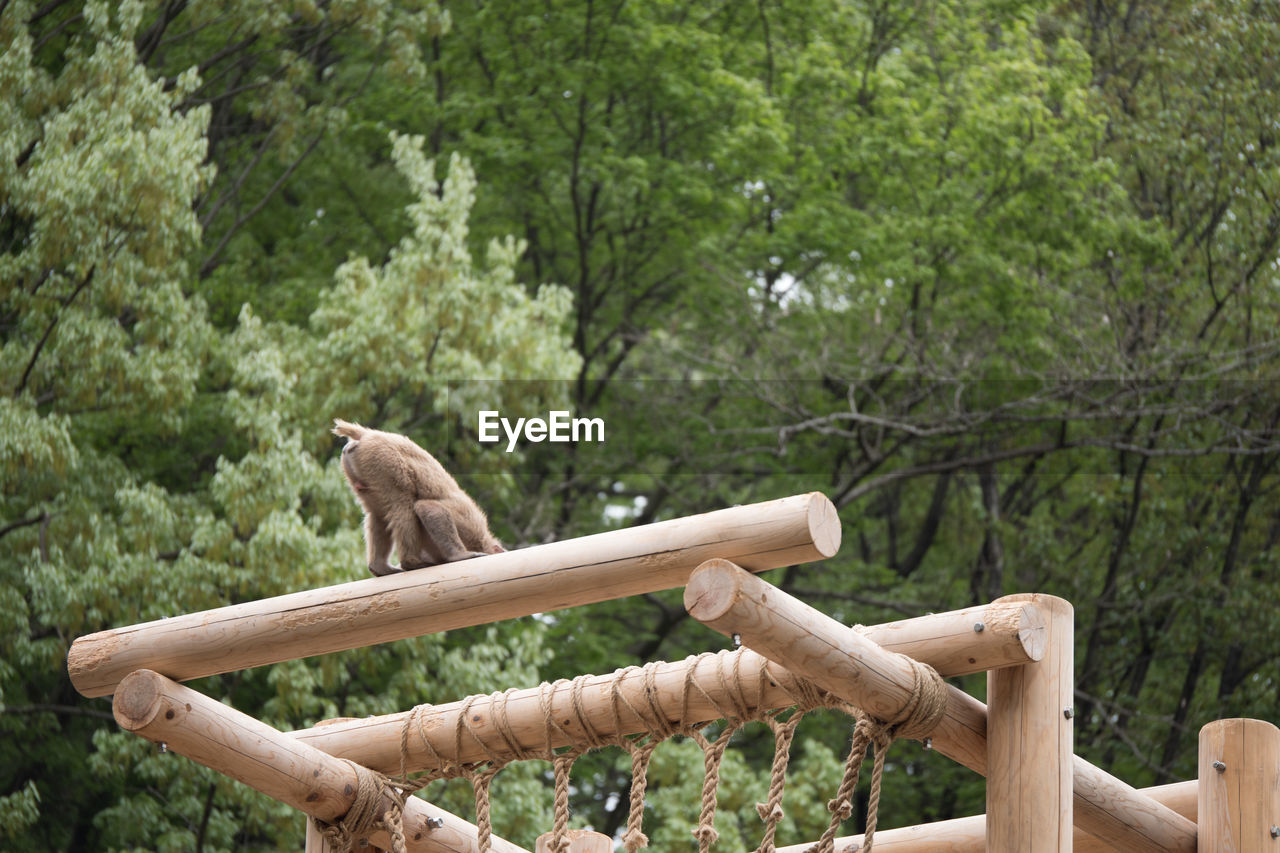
[113,670,530,853]
[771,779,1198,853]
[986,593,1073,852]
[683,559,1196,853]
[534,829,611,853]
[1198,718,1280,852]
[859,598,1045,676]
[292,598,1043,774]
[69,492,840,698]
[305,817,329,853]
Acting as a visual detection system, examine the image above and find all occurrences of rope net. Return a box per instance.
[312,648,948,853]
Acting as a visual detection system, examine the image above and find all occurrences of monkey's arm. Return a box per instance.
[414,500,489,563]
[365,513,400,576]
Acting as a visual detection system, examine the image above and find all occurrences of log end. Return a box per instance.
[684,558,747,622]
[67,630,118,699]
[1016,603,1047,662]
[807,493,841,558]
[113,669,166,732]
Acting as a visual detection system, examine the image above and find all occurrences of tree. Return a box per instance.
[1,4,579,846]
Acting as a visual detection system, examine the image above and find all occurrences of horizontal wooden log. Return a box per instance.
[292,599,1042,773]
[771,780,1198,853]
[858,598,1044,677]
[69,492,840,698]
[683,559,1198,853]
[113,670,528,853]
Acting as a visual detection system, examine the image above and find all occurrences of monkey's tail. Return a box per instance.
[332,418,368,440]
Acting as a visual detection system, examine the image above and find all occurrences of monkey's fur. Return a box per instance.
[333,419,504,576]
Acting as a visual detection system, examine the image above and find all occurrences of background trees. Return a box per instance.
[2,0,1276,849]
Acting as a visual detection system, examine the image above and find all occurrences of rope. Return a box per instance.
[809,657,948,853]
[357,648,946,853]
[313,759,411,853]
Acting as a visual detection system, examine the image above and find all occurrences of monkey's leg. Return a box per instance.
[413,500,489,563]
[366,514,401,576]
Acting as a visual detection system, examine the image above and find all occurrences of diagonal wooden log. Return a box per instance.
[292,599,1044,773]
[70,492,840,698]
[113,669,528,853]
[683,559,1198,853]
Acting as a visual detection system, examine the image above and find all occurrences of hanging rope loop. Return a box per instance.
[318,647,945,853]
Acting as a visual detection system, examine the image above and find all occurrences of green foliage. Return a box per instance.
[2,0,1277,849]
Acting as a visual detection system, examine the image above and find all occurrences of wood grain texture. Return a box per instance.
[986,594,1073,852]
[534,830,610,853]
[70,492,840,698]
[683,560,1197,853]
[1198,717,1280,852]
[114,670,529,853]
[772,780,1198,853]
[293,599,1043,775]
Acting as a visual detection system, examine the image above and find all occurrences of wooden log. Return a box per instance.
[113,670,529,853]
[685,559,989,763]
[859,598,1045,677]
[986,593,1073,852]
[771,779,1198,853]
[683,559,1197,853]
[69,492,840,698]
[293,598,1043,774]
[306,818,330,853]
[1198,718,1280,852]
[534,830,611,853]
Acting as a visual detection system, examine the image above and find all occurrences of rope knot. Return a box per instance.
[692,825,720,845]
[888,660,948,742]
[621,827,650,851]
[827,797,854,820]
[757,801,785,822]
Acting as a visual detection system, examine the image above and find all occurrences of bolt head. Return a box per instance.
[1213,760,1226,772]
[973,622,985,633]
[1064,707,1074,720]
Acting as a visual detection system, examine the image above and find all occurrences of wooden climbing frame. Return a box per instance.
[70,492,1279,852]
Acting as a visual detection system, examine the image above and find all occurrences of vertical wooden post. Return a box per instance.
[1197,718,1280,852]
[305,817,329,853]
[534,830,612,853]
[986,594,1074,852]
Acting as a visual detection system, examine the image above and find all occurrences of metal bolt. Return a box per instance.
[427,817,445,830]
[1064,707,1074,720]
[1269,825,1279,839]
[732,633,742,648]
[1213,760,1226,772]
[158,742,168,754]
[923,737,932,750]
[973,622,985,633]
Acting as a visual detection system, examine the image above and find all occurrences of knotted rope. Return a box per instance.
[809,658,949,853]
[312,759,413,853]
[314,647,945,853]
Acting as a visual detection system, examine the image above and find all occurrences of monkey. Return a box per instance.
[332,419,504,577]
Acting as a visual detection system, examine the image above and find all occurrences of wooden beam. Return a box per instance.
[1198,718,1280,852]
[292,598,1044,774]
[113,670,529,853]
[69,492,840,698]
[859,597,1045,677]
[986,593,1073,851]
[771,779,1198,853]
[306,818,330,853]
[534,830,611,853]
[682,559,1197,853]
